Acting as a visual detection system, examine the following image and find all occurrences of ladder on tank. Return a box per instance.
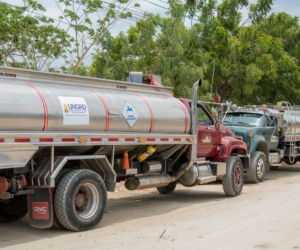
[277,101,299,163]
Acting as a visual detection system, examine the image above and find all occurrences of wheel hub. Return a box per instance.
[75,188,88,212]
[256,158,265,178]
[74,183,100,219]
[234,166,242,187]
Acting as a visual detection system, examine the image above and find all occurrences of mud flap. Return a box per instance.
[28,188,53,229]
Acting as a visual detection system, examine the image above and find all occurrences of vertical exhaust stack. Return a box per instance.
[171,79,202,182]
[190,79,202,160]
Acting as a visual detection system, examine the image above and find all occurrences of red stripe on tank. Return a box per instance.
[173,98,189,133]
[136,93,154,132]
[90,89,109,131]
[26,82,49,131]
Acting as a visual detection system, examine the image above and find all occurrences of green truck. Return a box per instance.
[222,101,300,183]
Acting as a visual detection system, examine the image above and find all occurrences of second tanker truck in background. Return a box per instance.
[0,67,248,232]
[222,101,300,183]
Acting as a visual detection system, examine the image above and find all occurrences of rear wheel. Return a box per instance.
[54,169,107,231]
[52,168,72,229]
[156,182,176,194]
[222,156,244,197]
[0,195,28,222]
[248,151,266,183]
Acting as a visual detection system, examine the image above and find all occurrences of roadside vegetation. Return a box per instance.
[0,0,299,104]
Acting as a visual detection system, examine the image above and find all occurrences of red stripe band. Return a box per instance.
[147,138,156,142]
[136,93,154,132]
[174,138,181,141]
[62,138,75,142]
[125,138,135,141]
[26,82,48,131]
[160,138,169,141]
[91,138,102,142]
[15,138,30,143]
[90,89,109,132]
[108,138,119,142]
[0,139,4,143]
[39,138,54,142]
[173,98,190,133]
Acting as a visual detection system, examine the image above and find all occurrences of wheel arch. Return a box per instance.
[255,141,269,162]
[32,155,116,192]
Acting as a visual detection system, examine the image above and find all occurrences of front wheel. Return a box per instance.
[54,169,107,231]
[156,182,176,194]
[222,156,244,197]
[248,151,266,183]
[0,195,28,222]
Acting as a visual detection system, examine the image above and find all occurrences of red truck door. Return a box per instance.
[197,103,222,157]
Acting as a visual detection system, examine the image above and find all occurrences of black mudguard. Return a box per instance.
[28,188,53,229]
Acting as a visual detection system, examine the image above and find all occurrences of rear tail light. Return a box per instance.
[236,136,243,141]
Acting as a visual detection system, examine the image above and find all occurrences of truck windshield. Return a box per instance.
[223,113,264,126]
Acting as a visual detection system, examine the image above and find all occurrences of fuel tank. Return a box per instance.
[0,67,190,133]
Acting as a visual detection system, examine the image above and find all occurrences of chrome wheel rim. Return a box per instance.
[75,183,100,219]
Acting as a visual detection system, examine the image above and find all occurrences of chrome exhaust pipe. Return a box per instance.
[125,173,173,190]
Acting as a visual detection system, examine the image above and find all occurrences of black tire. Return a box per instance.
[222,156,244,197]
[248,151,266,183]
[52,168,73,229]
[0,195,28,222]
[54,169,107,231]
[156,182,177,194]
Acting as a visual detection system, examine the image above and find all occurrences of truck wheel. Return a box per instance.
[0,195,28,222]
[248,151,266,183]
[54,169,107,231]
[222,156,244,197]
[52,168,72,229]
[156,182,176,194]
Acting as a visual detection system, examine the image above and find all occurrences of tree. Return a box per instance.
[54,0,139,74]
[0,0,70,71]
[190,0,300,104]
[90,2,210,99]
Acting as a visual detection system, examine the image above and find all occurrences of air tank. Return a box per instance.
[0,67,190,134]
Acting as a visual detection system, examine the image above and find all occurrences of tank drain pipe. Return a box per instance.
[171,79,202,182]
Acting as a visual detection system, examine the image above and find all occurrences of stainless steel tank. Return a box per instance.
[0,67,190,133]
[268,109,300,135]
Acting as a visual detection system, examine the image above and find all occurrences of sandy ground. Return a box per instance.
[1,164,300,250]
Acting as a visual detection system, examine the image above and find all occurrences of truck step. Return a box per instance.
[197,175,217,184]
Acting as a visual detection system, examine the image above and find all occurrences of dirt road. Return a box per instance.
[1,164,300,250]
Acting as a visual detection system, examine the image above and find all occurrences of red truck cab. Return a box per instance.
[179,98,247,162]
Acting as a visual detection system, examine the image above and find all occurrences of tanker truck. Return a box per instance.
[222,101,300,183]
[0,67,248,231]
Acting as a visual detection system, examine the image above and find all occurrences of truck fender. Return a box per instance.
[251,135,269,161]
[220,136,250,174]
[221,136,247,157]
